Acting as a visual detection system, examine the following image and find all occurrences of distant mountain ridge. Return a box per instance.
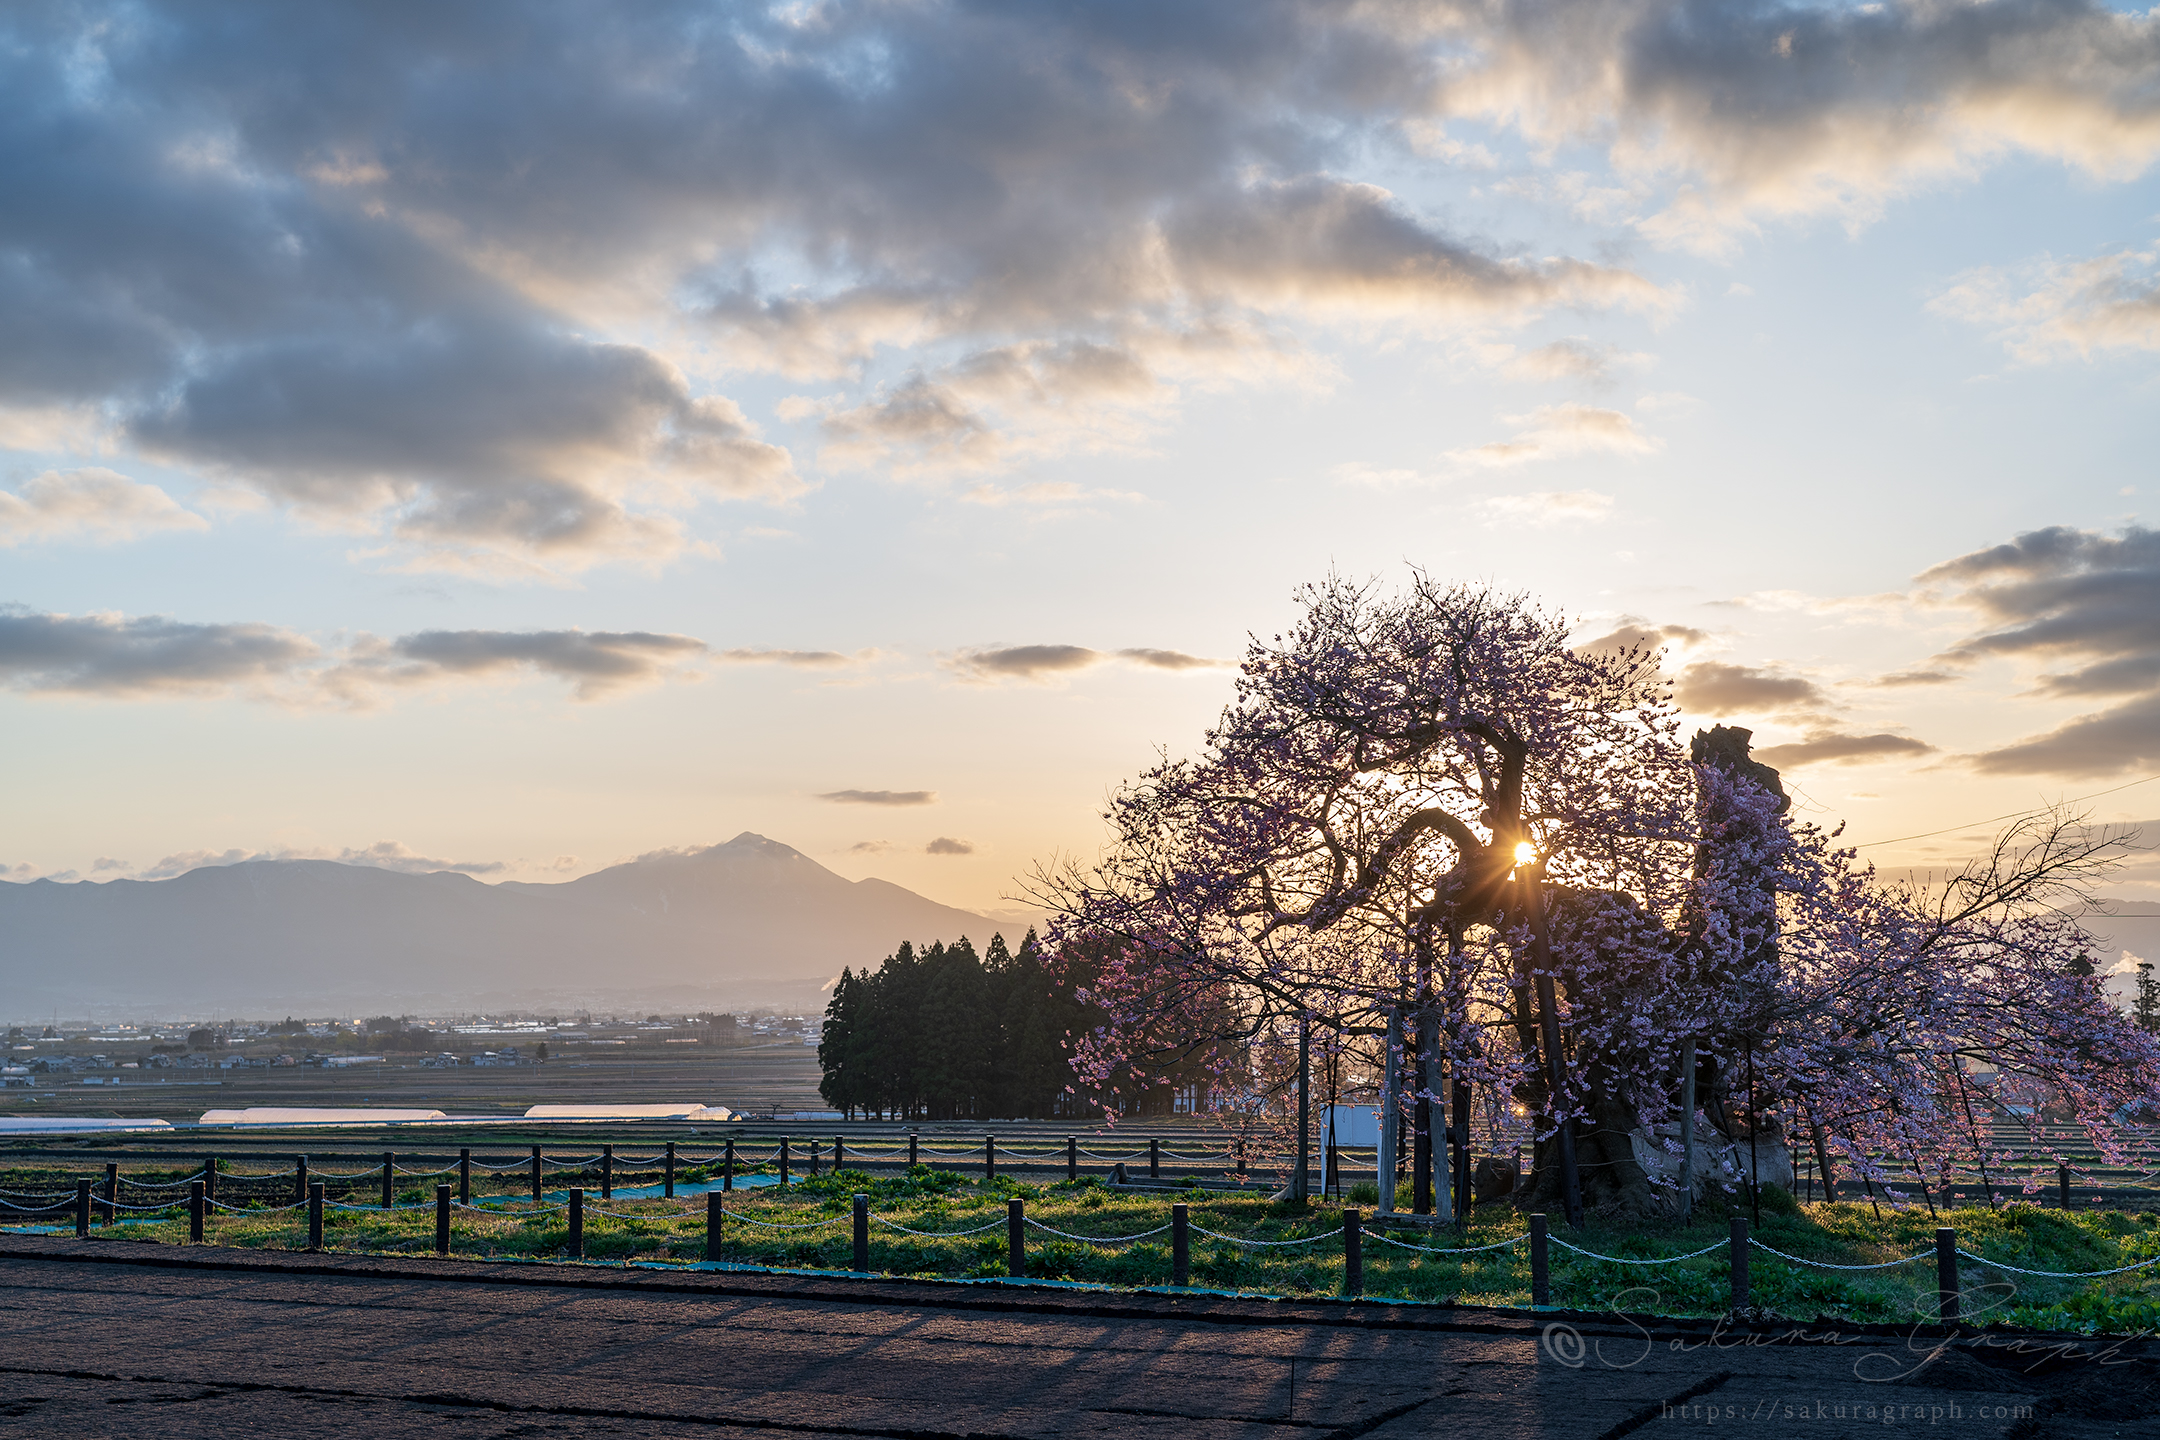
[0,834,1004,1017]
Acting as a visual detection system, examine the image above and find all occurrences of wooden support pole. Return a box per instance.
[295,1156,308,1207]
[706,1190,724,1261]
[1937,1227,1960,1325]
[1067,1136,1077,1182]
[189,1180,205,1242]
[1342,1208,1362,1297]
[809,1139,820,1178]
[101,1161,116,1224]
[1293,1017,1311,1202]
[382,1152,394,1210]
[1729,1216,1750,1312]
[723,1138,734,1192]
[1679,1037,1696,1223]
[1452,1080,1472,1228]
[985,1135,995,1181]
[435,1185,450,1255]
[666,1141,677,1196]
[75,1179,90,1237]
[852,1193,870,1272]
[204,1156,216,1208]
[1236,1137,1246,1181]
[835,1136,846,1172]
[601,1144,612,1200]
[1378,1006,1399,1216]
[529,1145,541,1202]
[779,1137,790,1187]
[1148,1136,1159,1181]
[1530,1213,1549,1306]
[307,1181,324,1251]
[1172,1203,1189,1286]
[567,1189,584,1259]
[1006,1196,1025,1278]
[908,1130,918,1167]
[458,1148,470,1205]
[2059,1163,2072,1208]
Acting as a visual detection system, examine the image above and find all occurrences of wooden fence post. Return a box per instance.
[779,1137,790,1187]
[1007,1196,1025,1278]
[458,1148,470,1205]
[1937,1227,1959,1324]
[1530,1213,1550,1306]
[2059,1163,2071,1208]
[204,1155,216,1208]
[567,1189,584,1260]
[1342,1208,1362,1297]
[295,1155,308,1206]
[101,1162,117,1224]
[1172,1203,1189,1286]
[1149,1137,1160,1181]
[307,1181,324,1250]
[529,1145,541,1202]
[1067,1136,1077,1182]
[75,1179,90,1237]
[382,1152,394,1210]
[835,1136,846,1172]
[189,1180,204,1242]
[853,1193,870,1272]
[706,1191,723,1262]
[1236,1137,1246,1180]
[666,1141,676,1197]
[723,1138,735,1192]
[985,1134,995,1181]
[908,1130,918,1167]
[1729,1216,1750,1312]
[435,1185,450,1255]
[810,1139,821,1178]
[601,1144,612,1200]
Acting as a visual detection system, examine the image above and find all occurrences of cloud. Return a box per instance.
[819,790,938,807]
[1438,1,2160,253]
[1475,489,1617,527]
[1933,243,2160,363]
[947,645,1107,682]
[846,840,897,855]
[327,629,707,701]
[1752,732,1937,769]
[0,607,706,704]
[0,469,207,547]
[1675,661,1829,717]
[717,648,863,668]
[1502,339,1650,385]
[1116,648,1225,671]
[925,837,976,856]
[1574,616,1710,658]
[1919,525,2160,776]
[1451,405,1659,470]
[0,607,319,698]
[1872,669,1962,688]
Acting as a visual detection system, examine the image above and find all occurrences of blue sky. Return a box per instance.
[4,1,2159,925]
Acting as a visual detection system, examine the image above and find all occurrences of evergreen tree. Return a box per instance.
[2136,960,2160,1035]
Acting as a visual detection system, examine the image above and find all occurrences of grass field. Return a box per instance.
[17,1159,2160,1335]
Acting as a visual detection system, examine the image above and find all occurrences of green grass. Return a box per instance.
[11,1162,2158,1333]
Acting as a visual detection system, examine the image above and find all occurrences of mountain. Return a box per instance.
[0,834,1004,1017]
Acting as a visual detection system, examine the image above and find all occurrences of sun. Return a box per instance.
[1513,841,1538,866]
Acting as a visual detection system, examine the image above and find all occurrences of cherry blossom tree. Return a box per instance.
[1039,572,2160,1221]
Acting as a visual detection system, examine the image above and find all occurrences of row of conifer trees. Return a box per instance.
[817,932,1087,1120]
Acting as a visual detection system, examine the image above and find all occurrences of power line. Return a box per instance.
[1850,772,2160,849]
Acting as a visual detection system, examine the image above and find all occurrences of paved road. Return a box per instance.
[0,1237,2150,1438]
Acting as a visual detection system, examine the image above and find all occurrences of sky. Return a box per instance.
[4,1,2160,941]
